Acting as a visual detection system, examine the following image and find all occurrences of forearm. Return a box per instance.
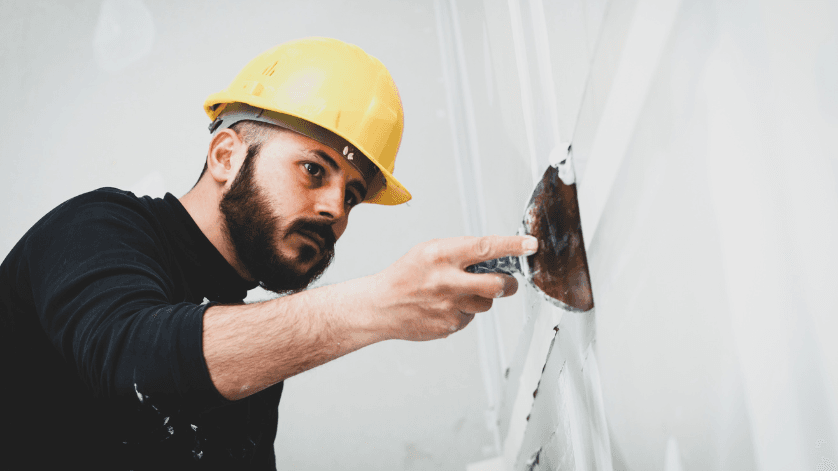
[203,235,533,401]
[203,275,388,401]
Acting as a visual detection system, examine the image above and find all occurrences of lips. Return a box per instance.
[297,229,324,251]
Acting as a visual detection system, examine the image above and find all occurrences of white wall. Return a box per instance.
[441,0,838,470]
[1,1,498,469]
[6,1,838,470]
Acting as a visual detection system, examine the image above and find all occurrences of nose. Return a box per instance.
[315,182,347,223]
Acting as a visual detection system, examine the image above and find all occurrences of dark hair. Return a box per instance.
[194,120,285,186]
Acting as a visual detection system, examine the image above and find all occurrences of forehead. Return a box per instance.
[261,130,365,183]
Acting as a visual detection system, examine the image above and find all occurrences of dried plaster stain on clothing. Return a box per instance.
[130,377,268,463]
[131,382,205,460]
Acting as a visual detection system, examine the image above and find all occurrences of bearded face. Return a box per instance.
[219,143,336,294]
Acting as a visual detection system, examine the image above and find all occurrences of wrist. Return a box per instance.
[348,273,394,343]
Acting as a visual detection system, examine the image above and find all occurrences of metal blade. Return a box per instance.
[521,163,594,312]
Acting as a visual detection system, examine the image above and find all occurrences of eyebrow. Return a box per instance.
[307,149,368,201]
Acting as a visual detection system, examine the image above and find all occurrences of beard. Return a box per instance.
[219,143,336,294]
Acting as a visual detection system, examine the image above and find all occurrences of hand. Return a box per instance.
[371,235,538,341]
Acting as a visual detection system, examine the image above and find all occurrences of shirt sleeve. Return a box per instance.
[24,193,231,413]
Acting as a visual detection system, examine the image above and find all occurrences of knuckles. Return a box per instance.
[394,236,518,341]
[418,240,445,264]
[474,237,492,260]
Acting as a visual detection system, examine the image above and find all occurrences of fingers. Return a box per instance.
[459,294,494,314]
[448,292,503,333]
[456,272,519,300]
[383,236,531,341]
[451,235,539,267]
[451,312,475,332]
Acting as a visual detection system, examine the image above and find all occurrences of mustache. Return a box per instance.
[287,218,337,249]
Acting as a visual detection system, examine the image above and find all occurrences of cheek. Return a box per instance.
[255,168,297,210]
[333,218,349,240]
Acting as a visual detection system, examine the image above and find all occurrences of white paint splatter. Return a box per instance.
[134,382,143,403]
[549,143,575,186]
[548,142,570,167]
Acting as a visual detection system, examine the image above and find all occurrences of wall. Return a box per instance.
[1,1,497,469]
[5,1,838,470]
[437,0,838,470]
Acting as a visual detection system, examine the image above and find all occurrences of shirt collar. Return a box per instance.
[160,193,258,303]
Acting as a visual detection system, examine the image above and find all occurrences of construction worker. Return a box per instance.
[0,38,537,469]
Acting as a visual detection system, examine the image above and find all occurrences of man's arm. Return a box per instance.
[203,235,537,400]
[21,191,227,410]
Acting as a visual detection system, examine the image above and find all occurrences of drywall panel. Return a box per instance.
[536,0,601,141]
[570,0,639,185]
[439,2,619,469]
[446,0,838,470]
[588,0,838,470]
[513,313,610,471]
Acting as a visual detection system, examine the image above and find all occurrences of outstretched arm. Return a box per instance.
[203,234,538,400]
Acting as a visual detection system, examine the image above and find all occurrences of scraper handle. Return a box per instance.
[465,255,522,276]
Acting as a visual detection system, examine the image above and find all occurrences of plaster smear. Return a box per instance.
[93,0,155,72]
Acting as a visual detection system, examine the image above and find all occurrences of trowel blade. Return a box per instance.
[522,164,594,312]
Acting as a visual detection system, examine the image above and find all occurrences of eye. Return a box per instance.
[345,191,360,207]
[303,162,324,177]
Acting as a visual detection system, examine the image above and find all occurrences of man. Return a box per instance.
[1,38,537,469]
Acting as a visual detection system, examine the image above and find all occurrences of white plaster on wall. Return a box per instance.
[458,0,838,470]
[506,0,540,186]
[664,437,685,471]
[93,0,155,73]
[577,0,681,244]
[582,344,612,470]
[467,455,504,471]
[703,32,811,471]
[434,0,505,455]
[483,21,496,108]
[815,35,838,120]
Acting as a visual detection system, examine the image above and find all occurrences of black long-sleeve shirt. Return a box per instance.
[1,188,283,469]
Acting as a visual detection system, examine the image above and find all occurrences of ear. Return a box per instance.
[206,129,246,187]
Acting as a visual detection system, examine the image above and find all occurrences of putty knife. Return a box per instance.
[466,146,594,312]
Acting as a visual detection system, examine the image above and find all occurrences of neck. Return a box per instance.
[180,180,255,282]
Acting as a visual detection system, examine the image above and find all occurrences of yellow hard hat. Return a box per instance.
[204,37,411,205]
